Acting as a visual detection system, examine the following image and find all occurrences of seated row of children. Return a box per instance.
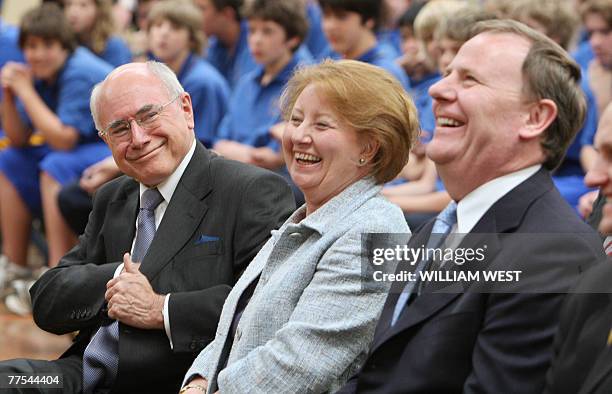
[0,0,606,316]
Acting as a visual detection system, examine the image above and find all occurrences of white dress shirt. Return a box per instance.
[456,164,541,234]
[113,138,196,348]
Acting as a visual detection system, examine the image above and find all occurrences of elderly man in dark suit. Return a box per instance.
[0,61,294,393]
[338,19,606,394]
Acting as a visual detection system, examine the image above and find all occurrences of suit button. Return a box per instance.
[189,341,197,350]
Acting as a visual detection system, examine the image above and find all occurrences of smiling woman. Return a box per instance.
[181,59,419,394]
[280,59,418,214]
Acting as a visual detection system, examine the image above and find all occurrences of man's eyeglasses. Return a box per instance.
[98,95,180,143]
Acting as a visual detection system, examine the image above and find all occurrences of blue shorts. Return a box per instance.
[0,143,110,217]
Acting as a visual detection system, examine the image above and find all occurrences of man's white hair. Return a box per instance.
[90,61,185,131]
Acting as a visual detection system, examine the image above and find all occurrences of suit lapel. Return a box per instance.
[372,169,552,350]
[140,143,213,281]
[105,180,139,262]
[371,221,434,346]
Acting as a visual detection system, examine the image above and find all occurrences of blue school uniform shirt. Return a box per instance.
[552,72,598,209]
[16,47,113,143]
[206,20,257,89]
[411,72,440,141]
[376,28,402,59]
[0,19,24,138]
[357,43,410,90]
[554,76,598,178]
[98,35,132,67]
[0,20,23,69]
[572,40,595,71]
[215,50,312,150]
[0,20,24,106]
[315,43,410,90]
[305,2,332,61]
[177,53,230,147]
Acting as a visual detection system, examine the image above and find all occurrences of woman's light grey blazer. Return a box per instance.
[184,177,410,393]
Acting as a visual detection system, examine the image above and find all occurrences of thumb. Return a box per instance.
[123,253,136,273]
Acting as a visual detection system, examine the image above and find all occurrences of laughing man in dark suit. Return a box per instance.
[338,19,606,394]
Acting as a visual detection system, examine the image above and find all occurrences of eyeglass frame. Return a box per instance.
[97,94,181,142]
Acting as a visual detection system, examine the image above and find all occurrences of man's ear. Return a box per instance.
[287,36,300,52]
[180,92,195,129]
[364,17,375,31]
[520,98,557,140]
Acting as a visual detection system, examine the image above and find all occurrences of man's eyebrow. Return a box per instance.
[134,104,155,117]
[106,119,127,130]
[105,104,156,129]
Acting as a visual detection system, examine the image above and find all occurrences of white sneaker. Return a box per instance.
[0,256,33,297]
[4,279,36,316]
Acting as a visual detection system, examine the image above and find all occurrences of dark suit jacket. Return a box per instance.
[30,142,295,393]
[545,261,612,394]
[339,168,605,394]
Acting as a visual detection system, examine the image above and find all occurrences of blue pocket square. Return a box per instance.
[195,235,220,245]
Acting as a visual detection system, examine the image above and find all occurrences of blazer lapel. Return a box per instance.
[105,180,139,262]
[140,143,213,281]
[372,169,551,350]
[371,220,464,350]
[372,221,433,343]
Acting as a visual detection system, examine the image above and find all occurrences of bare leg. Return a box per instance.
[0,173,31,266]
[40,172,77,268]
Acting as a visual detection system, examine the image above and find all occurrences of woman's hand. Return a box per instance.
[180,377,208,393]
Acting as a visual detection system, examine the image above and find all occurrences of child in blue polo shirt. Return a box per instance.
[319,0,409,90]
[64,0,132,66]
[148,0,230,147]
[194,0,257,89]
[0,3,112,279]
[212,0,311,170]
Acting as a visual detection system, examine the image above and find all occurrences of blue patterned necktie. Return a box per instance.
[82,188,164,393]
[390,201,457,326]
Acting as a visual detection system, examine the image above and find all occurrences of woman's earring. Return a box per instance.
[359,157,366,165]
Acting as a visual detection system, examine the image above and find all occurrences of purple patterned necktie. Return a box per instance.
[82,188,164,393]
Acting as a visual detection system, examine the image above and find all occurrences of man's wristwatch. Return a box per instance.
[179,384,206,393]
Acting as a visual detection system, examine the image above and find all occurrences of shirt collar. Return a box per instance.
[176,52,195,82]
[139,138,196,203]
[357,44,381,64]
[284,177,380,235]
[456,164,541,234]
[254,50,302,86]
